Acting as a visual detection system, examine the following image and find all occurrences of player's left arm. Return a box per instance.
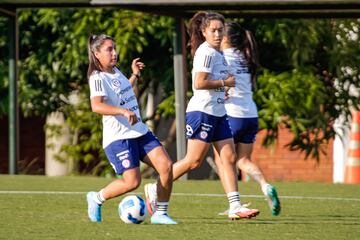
[129,58,145,86]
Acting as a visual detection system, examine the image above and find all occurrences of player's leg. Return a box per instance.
[212,114,260,219]
[87,168,141,222]
[213,139,259,219]
[173,138,210,180]
[141,132,177,224]
[86,138,141,222]
[236,143,267,186]
[237,144,281,216]
[232,116,281,216]
[144,138,210,216]
[144,111,212,214]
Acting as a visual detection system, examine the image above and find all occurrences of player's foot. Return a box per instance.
[228,205,260,220]
[266,184,281,216]
[218,203,251,216]
[86,191,102,222]
[151,213,177,225]
[144,183,157,216]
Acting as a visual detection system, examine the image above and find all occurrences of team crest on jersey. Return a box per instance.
[200,131,208,139]
[112,79,121,95]
[122,159,130,168]
[116,150,130,169]
[112,79,121,87]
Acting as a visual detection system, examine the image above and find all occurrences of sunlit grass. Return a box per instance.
[0,175,359,240]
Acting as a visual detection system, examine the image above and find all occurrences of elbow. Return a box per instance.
[90,103,101,114]
[194,82,203,90]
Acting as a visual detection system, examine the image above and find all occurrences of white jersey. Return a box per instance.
[89,67,148,148]
[186,41,228,117]
[223,48,258,118]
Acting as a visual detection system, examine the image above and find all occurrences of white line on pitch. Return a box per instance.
[0,190,359,202]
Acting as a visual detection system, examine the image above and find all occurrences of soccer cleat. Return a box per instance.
[266,185,281,216]
[228,205,260,220]
[86,192,102,222]
[144,183,157,216]
[218,202,251,216]
[151,213,177,225]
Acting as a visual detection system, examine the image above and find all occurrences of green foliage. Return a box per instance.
[13,8,173,175]
[2,11,360,174]
[255,69,329,158]
[59,90,110,175]
[16,9,173,117]
[248,18,360,159]
[0,16,9,116]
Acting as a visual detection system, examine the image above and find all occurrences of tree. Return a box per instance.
[242,18,360,159]
[1,12,359,175]
[1,8,174,175]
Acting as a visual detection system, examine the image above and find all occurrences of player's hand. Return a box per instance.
[131,58,145,76]
[124,110,138,126]
[224,75,235,87]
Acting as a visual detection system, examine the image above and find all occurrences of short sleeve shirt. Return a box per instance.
[223,48,258,118]
[186,42,229,117]
[89,68,148,148]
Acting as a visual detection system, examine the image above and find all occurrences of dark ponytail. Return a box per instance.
[224,22,259,86]
[188,11,225,57]
[87,34,114,79]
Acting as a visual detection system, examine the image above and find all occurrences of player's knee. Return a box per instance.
[157,159,173,176]
[189,157,203,170]
[126,178,141,191]
[237,157,250,168]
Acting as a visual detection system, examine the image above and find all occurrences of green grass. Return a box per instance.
[0,175,359,240]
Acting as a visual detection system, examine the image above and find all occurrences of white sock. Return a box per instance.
[155,202,169,215]
[227,192,241,209]
[94,189,106,205]
[261,184,270,196]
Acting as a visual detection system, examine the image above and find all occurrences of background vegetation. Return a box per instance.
[1,9,359,175]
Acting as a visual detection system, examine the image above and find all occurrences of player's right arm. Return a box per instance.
[89,74,138,125]
[90,96,138,125]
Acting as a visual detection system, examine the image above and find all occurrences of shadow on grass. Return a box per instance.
[175,215,360,226]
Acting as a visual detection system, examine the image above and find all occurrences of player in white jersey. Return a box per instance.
[86,34,177,224]
[145,12,260,220]
[214,22,281,216]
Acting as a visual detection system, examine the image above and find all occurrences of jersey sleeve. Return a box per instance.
[89,74,106,98]
[193,48,216,73]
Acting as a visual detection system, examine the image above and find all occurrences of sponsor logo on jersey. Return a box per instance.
[201,126,211,131]
[217,98,225,104]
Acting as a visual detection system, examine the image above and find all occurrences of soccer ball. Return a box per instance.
[118,195,147,224]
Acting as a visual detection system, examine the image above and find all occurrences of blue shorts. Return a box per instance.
[185,111,233,143]
[228,116,258,144]
[104,131,162,174]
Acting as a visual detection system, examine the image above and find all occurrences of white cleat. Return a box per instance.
[144,183,157,216]
[228,205,260,220]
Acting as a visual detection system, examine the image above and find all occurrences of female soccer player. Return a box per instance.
[145,12,260,220]
[86,34,176,224]
[214,22,281,216]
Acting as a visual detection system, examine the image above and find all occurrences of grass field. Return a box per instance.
[0,175,359,240]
